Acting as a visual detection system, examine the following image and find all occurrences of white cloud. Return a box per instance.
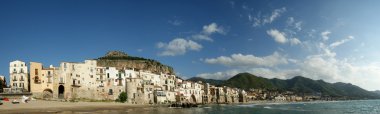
[229,1,235,8]
[196,68,301,80]
[202,23,225,35]
[192,22,225,42]
[321,31,331,41]
[290,38,301,45]
[168,20,182,26]
[247,7,286,27]
[330,35,355,48]
[286,17,302,31]
[267,29,287,44]
[204,51,288,67]
[197,69,241,80]
[157,23,225,56]
[157,38,202,56]
[137,49,143,52]
[192,34,213,42]
[263,7,286,24]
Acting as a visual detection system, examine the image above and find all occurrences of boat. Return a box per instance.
[12,100,20,104]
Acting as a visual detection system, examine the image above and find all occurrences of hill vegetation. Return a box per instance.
[188,73,380,99]
[96,51,174,74]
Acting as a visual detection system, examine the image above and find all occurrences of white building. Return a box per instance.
[9,60,29,92]
[57,60,97,99]
[0,75,4,81]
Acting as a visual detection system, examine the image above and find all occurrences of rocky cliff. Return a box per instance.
[96,51,174,74]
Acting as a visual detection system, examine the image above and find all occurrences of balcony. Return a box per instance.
[47,79,52,83]
[99,84,104,87]
[12,78,17,81]
[47,74,53,78]
[96,78,105,81]
[34,76,41,83]
[71,83,81,87]
[96,72,105,75]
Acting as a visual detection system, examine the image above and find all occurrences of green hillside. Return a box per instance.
[188,72,380,99]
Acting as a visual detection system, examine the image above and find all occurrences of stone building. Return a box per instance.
[56,60,98,100]
[29,62,55,99]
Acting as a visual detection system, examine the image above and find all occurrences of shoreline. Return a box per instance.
[1,99,377,113]
[0,100,155,113]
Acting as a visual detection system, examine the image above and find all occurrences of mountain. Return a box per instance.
[187,77,224,86]
[224,73,275,89]
[96,51,174,74]
[372,90,380,95]
[189,73,380,99]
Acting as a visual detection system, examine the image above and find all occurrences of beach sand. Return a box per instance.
[0,100,151,113]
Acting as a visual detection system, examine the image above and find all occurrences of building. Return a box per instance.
[5,59,254,104]
[0,75,4,81]
[56,60,98,100]
[9,60,29,92]
[29,62,56,99]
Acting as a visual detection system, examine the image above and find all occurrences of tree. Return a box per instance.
[0,77,6,93]
[117,92,127,103]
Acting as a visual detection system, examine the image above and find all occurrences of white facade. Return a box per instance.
[58,60,97,99]
[9,60,29,91]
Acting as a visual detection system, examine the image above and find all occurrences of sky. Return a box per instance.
[1,0,380,90]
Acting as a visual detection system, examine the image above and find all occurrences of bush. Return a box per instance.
[117,92,127,103]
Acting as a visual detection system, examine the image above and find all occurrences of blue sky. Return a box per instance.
[1,0,380,90]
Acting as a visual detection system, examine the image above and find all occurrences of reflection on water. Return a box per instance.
[38,100,380,114]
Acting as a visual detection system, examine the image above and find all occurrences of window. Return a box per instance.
[78,80,80,84]
[35,69,38,75]
[90,75,93,78]
[107,73,109,78]
[48,71,51,76]
[109,89,113,95]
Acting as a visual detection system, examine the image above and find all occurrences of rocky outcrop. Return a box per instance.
[96,51,174,74]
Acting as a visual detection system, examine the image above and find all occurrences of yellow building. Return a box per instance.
[30,62,55,99]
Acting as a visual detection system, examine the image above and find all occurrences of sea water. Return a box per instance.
[57,100,380,114]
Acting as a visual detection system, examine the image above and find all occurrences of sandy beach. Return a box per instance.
[0,100,151,113]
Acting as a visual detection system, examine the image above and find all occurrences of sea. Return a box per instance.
[59,100,380,114]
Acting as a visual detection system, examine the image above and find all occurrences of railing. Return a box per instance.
[71,84,81,87]
[96,78,105,81]
[47,79,52,83]
[2,87,26,93]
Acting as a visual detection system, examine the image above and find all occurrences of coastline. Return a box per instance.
[1,99,373,113]
[0,100,154,113]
